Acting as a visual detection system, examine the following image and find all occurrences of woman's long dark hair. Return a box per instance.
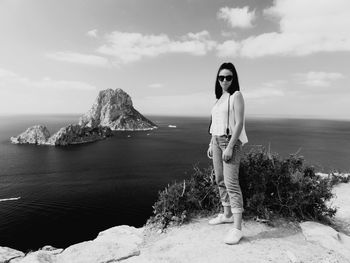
[215,62,240,99]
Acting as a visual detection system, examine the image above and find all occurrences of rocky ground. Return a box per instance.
[1,182,350,263]
[125,217,350,263]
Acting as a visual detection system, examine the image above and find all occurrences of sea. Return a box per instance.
[0,114,349,252]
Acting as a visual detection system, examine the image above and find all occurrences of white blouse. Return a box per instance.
[209,91,248,145]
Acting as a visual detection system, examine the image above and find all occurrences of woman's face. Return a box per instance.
[218,69,233,92]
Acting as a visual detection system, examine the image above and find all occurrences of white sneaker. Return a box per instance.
[208,214,234,225]
[224,228,243,245]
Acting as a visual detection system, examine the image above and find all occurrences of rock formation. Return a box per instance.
[47,124,112,146]
[0,226,143,263]
[79,88,157,131]
[0,247,24,263]
[11,124,112,146]
[10,125,50,145]
[10,88,156,146]
[300,221,350,259]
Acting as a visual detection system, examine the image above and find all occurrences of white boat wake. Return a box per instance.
[0,197,21,202]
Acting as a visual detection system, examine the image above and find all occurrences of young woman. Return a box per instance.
[207,62,248,245]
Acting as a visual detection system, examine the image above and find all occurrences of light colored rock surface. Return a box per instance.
[124,218,350,263]
[0,246,24,263]
[4,226,144,263]
[10,125,50,145]
[10,250,58,263]
[94,225,144,246]
[327,182,350,237]
[79,88,157,131]
[40,246,63,254]
[2,219,350,263]
[300,221,350,259]
[57,226,143,262]
[332,182,350,222]
[285,250,301,263]
[8,246,63,263]
[57,240,139,263]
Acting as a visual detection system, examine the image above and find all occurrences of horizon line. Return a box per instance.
[0,113,349,121]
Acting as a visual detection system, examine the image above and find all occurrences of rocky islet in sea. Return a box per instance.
[10,88,158,146]
[79,88,157,131]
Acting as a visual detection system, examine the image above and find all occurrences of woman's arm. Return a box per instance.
[227,91,244,149]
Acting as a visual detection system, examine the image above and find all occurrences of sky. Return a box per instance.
[0,0,349,119]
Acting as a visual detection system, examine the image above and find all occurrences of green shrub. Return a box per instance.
[239,148,336,220]
[148,147,338,229]
[147,166,221,229]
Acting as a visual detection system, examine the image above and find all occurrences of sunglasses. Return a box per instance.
[218,75,233,82]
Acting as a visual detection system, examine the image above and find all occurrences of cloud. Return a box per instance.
[217,6,256,28]
[97,30,216,64]
[133,91,213,116]
[87,29,98,38]
[221,31,238,38]
[295,71,345,87]
[46,51,109,67]
[217,0,350,58]
[262,80,288,88]
[148,83,164,88]
[245,87,285,101]
[216,40,241,57]
[0,68,17,78]
[0,68,99,114]
[46,30,216,67]
[0,68,96,91]
[245,80,286,100]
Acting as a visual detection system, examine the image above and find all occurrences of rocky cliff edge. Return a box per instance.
[1,183,350,263]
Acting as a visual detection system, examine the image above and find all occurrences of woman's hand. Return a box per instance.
[222,147,233,162]
[207,145,213,159]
